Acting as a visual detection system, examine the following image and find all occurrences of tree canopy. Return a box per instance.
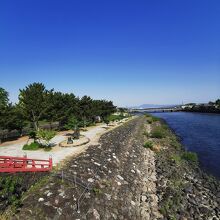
[0,83,116,133]
[19,83,51,130]
[0,87,9,110]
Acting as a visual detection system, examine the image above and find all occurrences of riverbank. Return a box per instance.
[147,115,220,219]
[151,111,220,179]
[1,116,220,219]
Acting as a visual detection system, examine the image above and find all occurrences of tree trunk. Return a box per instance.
[31,110,39,131]
[33,121,39,131]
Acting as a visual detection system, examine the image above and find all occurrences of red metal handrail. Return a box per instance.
[0,155,52,173]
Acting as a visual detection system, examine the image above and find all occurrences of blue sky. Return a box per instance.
[0,0,219,107]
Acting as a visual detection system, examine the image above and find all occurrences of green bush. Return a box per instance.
[143,141,153,150]
[170,154,182,164]
[23,142,40,150]
[107,114,126,122]
[143,131,149,136]
[93,187,102,195]
[37,129,56,147]
[151,127,166,138]
[147,118,153,124]
[28,130,37,140]
[104,118,110,125]
[170,139,181,150]
[64,116,79,130]
[182,152,198,162]
[0,176,22,206]
[146,115,160,124]
[151,116,160,122]
[161,123,169,130]
[78,119,93,127]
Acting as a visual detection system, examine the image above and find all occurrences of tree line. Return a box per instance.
[183,99,220,113]
[0,83,116,133]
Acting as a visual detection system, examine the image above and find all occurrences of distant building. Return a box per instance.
[181,104,194,109]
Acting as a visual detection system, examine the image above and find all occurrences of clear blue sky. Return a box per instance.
[0,0,219,107]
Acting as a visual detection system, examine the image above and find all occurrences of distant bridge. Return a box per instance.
[131,106,182,113]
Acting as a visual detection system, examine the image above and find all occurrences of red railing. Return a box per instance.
[0,155,52,173]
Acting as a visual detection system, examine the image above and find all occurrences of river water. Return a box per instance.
[151,112,220,179]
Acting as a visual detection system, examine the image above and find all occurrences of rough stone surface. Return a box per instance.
[155,120,220,220]
[7,116,220,220]
[12,117,161,219]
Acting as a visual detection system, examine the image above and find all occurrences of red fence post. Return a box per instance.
[49,156,53,170]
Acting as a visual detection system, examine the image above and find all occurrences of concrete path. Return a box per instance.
[0,125,107,165]
[0,120,130,166]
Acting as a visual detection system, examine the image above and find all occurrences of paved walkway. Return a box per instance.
[0,120,129,165]
[0,125,106,165]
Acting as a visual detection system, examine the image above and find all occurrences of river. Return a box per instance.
[151,112,220,179]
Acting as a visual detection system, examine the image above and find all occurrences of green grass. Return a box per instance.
[170,154,182,165]
[161,123,169,130]
[22,142,40,150]
[182,152,198,163]
[151,127,167,139]
[143,141,153,150]
[145,114,160,124]
[107,114,127,122]
[27,175,50,194]
[147,118,153,124]
[159,177,184,218]
[0,176,22,207]
[92,187,102,195]
[22,142,52,151]
[142,131,149,136]
[151,116,160,122]
[170,138,181,150]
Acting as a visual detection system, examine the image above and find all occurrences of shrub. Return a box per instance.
[147,118,153,124]
[37,129,56,147]
[146,116,160,124]
[170,154,182,164]
[151,127,166,139]
[143,131,149,137]
[107,114,127,122]
[104,118,110,125]
[28,130,37,141]
[143,141,153,150]
[78,119,93,128]
[93,187,102,195]
[64,116,79,130]
[151,116,160,122]
[0,176,22,206]
[161,124,169,130]
[182,152,198,163]
[22,142,40,150]
[170,139,181,150]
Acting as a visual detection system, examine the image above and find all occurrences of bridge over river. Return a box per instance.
[131,106,182,113]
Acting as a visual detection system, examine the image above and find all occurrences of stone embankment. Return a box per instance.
[12,116,161,219]
[155,131,220,220]
[3,115,220,220]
